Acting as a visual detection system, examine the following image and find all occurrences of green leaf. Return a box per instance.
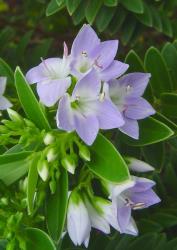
[160,92,177,118]
[46,0,64,16]
[0,151,32,185]
[104,0,118,7]
[0,58,14,84]
[87,133,130,183]
[125,50,144,72]
[151,6,163,32]
[16,31,33,61]
[108,7,126,35]
[161,14,173,37]
[136,3,153,27]
[27,155,39,215]
[46,168,68,242]
[161,42,177,89]
[128,233,158,250]
[65,0,81,15]
[15,67,51,130]
[120,117,174,146]
[120,0,144,14]
[154,112,177,133]
[85,0,102,24]
[121,16,137,45]
[144,47,173,97]
[96,6,116,32]
[72,1,86,25]
[25,228,56,250]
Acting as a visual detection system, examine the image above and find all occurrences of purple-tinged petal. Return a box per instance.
[72,70,101,99]
[119,118,139,139]
[118,73,151,97]
[57,94,75,131]
[97,99,124,129]
[37,77,71,107]
[124,218,138,236]
[125,97,155,120]
[0,96,12,110]
[131,189,161,209]
[91,40,118,70]
[117,197,131,233]
[0,77,7,94]
[26,65,47,84]
[131,177,156,192]
[127,158,154,173]
[100,60,129,81]
[74,113,99,145]
[71,24,100,57]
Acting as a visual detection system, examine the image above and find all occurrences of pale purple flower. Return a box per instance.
[110,176,160,235]
[126,157,154,173]
[107,73,156,139]
[26,43,71,107]
[70,24,129,81]
[0,77,12,110]
[57,70,124,145]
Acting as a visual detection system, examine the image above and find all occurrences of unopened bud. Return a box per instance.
[7,109,23,123]
[43,133,55,145]
[0,197,8,206]
[49,179,56,194]
[79,145,90,161]
[61,155,77,174]
[37,160,49,181]
[47,148,57,162]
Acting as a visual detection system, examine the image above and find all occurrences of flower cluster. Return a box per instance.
[26,24,155,145]
[67,159,160,247]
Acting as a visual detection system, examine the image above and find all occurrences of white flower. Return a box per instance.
[126,157,154,172]
[67,191,91,247]
[0,77,12,110]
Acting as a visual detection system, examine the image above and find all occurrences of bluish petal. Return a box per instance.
[26,65,47,84]
[119,118,139,139]
[72,69,101,99]
[117,198,131,233]
[57,94,75,131]
[74,113,99,145]
[125,97,155,120]
[0,77,7,94]
[100,60,129,81]
[37,77,71,107]
[131,177,156,192]
[131,189,161,208]
[0,96,12,110]
[90,40,118,70]
[124,218,138,236]
[71,24,100,57]
[118,73,151,97]
[97,99,124,129]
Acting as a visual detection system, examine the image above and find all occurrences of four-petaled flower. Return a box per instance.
[26,43,71,107]
[57,70,124,145]
[107,73,155,139]
[70,24,129,81]
[0,77,12,110]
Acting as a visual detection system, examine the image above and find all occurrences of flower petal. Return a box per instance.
[0,77,7,94]
[71,24,100,57]
[57,94,75,131]
[91,40,118,69]
[100,60,129,81]
[74,113,99,145]
[72,69,101,99]
[119,118,139,139]
[125,97,155,120]
[37,77,71,107]
[118,73,151,97]
[124,218,138,236]
[127,158,154,172]
[97,99,124,129]
[131,177,156,192]
[110,179,135,198]
[131,189,161,208]
[26,65,47,84]
[0,96,12,110]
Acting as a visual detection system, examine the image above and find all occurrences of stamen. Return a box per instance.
[132,202,145,210]
[126,85,132,93]
[82,51,88,57]
[99,92,105,102]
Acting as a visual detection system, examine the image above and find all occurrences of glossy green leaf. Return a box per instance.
[104,0,118,7]
[160,92,177,118]
[161,14,173,37]
[27,155,39,215]
[72,1,86,25]
[87,133,130,183]
[136,2,153,27]
[120,0,144,14]
[25,228,56,250]
[151,6,163,32]
[120,117,174,146]
[121,16,137,45]
[0,58,14,84]
[85,0,102,24]
[96,6,116,32]
[46,0,64,16]
[154,112,177,133]
[15,67,50,130]
[0,151,32,185]
[144,47,172,97]
[46,168,68,242]
[162,42,177,89]
[125,50,144,72]
[128,233,158,250]
[108,7,126,35]
[65,0,81,15]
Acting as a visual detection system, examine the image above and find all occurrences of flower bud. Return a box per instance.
[125,157,154,173]
[43,133,55,145]
[79,145,90,161]
[61,155,77,174]
[7,109,23,123]
[47,148,57,162]
[37,160,49,182]
[49,179,56,194]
